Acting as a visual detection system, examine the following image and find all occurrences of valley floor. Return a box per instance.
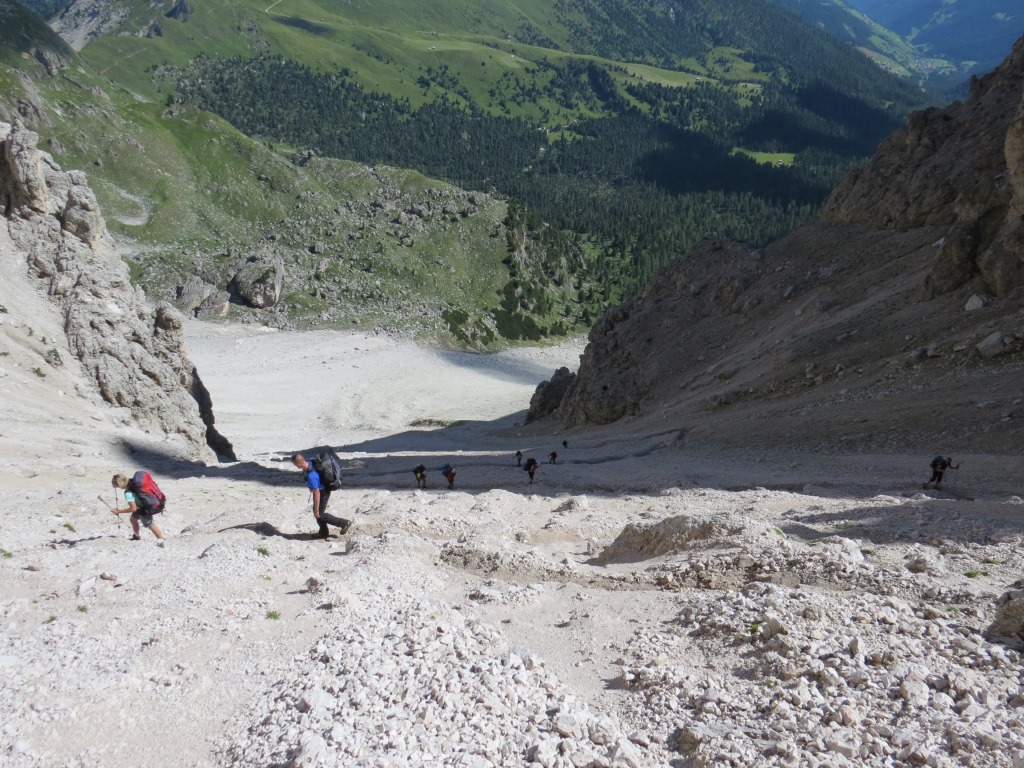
[1,321,1022,767]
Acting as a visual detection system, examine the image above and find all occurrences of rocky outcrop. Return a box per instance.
[0,119,234,460]
[50,0,128,52]
[229,251,284,309]
[525,366,575,424]
[164,0,193,22]
[986,589,1024,647]
[823,36,1024,298]
[176,274,214,313]
[559,240,767,428]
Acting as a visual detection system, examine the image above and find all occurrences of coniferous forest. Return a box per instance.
[172,29,918,296]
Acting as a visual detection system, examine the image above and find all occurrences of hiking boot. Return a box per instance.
[317,523,330,539]
[337,520,352,535]
[129,534,141,541]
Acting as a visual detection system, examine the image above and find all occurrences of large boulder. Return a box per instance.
[230,252,284,309]
[985,589,1024,647]
[525,366,576,423]
[0,119,233,460]
[176,274,215,313]
[196,290,230,319]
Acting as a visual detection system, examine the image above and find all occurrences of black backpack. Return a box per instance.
[312,452,342,491]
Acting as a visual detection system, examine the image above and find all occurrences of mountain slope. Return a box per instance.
[2,0,929,342]
[549,35,1024,454]
[0,0,604,345]
[844,0,1024,74]
[770,0,957,81]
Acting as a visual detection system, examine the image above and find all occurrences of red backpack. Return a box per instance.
[127,471,166,512]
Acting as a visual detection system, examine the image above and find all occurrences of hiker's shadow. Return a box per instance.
[218,522,320,541]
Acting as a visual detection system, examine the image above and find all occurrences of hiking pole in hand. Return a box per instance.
[100,494,124,527]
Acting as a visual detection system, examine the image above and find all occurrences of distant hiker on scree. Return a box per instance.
[549,451,557,464]
[562,440,568,449]
[524,457,539,484]
[440,463,456,490]
[291,452,352,539]
[924,455,959,489]
[515,450,522,467]
[111,472,165,541]
[414,464,427,489]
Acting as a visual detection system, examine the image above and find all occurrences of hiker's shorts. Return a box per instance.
[131,512,155,528]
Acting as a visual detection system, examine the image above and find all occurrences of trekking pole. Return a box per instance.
[953,466,961,491]
[100,493,124,527]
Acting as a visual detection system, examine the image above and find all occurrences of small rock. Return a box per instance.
[906,557,931,574]
[976,331,1010,358]
[964,294,990,311]
[289,731,326,767]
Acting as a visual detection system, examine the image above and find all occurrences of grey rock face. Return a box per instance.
[176,275,215,313]
[229,252,284,309]
[558,240,758,427]
[923,221,978,299]
[525,366,575,423]
[164,0,193,21]
[0,119,233,460]
[197,290,231,320]
[823,36,1024,297]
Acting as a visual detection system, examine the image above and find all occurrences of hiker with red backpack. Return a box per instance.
[111,471,166,541]
[291,452,352,539]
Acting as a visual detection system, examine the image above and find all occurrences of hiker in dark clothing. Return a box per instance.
[442,466,456,490]
[291,452,351,538]
[524,457,539,484]
[413,464,427,488]
[549,451,557,464]
[562,440,568,449]
[515,450,522,467]
[925,455,959,489]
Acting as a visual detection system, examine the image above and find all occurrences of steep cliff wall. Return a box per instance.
[822,36,1024,299]
[0,119,234,460]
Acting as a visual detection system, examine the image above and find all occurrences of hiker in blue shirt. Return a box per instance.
[110,472,164,541]
[291,452,352,539]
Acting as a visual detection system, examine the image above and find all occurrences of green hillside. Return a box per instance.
[2,0,931,345]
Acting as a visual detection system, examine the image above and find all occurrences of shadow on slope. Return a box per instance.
[218,521,322,541]
[780,500,1024,547]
